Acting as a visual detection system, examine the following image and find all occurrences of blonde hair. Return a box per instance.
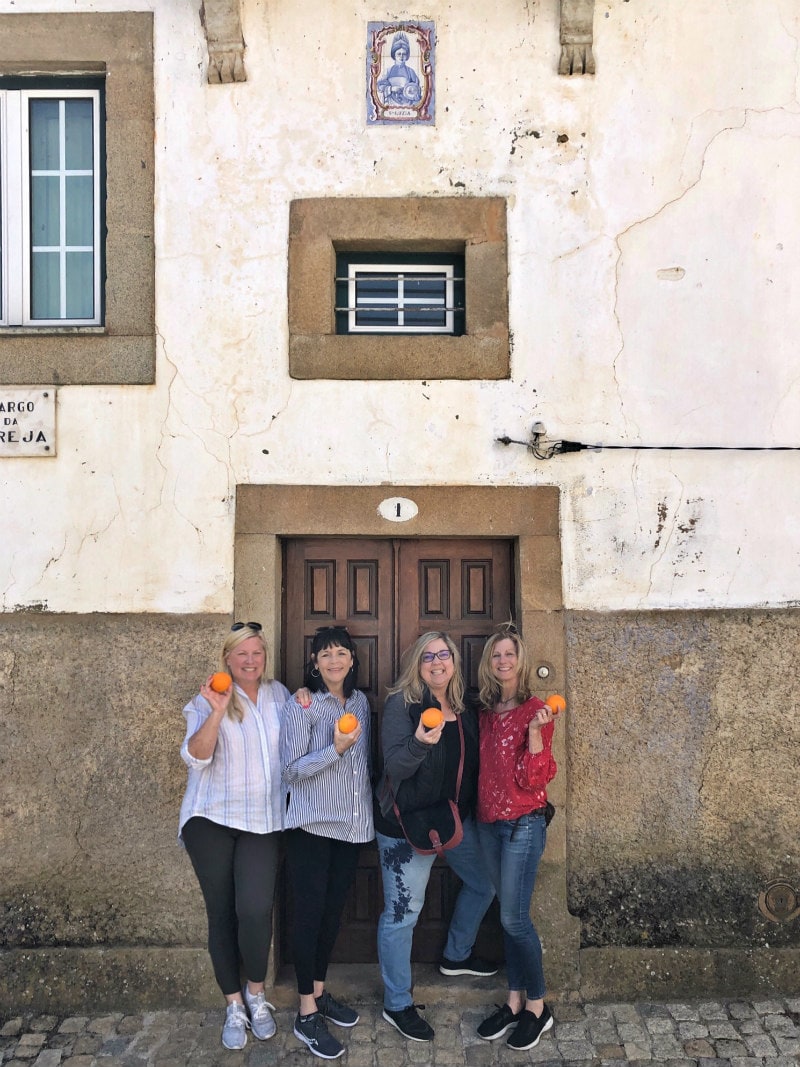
[388,631,465,714]
[221,625,270,722]
[477,624,534,709]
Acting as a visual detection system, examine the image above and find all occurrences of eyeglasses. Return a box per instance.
[315,625,350,635]
[231,621,263,632]
[421,649,452,663]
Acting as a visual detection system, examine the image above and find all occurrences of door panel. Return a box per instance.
[280,536,513,965]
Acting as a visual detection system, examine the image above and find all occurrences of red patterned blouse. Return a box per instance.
[477,696,557,823]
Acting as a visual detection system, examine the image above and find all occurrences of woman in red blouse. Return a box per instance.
[474,624,558,1051]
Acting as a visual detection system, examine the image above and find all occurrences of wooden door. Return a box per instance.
[280,537,513,964]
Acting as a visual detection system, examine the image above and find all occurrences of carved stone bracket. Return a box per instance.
[200,0,246,83]
[559,0,596,76]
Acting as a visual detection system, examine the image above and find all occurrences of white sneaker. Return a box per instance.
[221,1001,250,1050]
[243,985,277,1041]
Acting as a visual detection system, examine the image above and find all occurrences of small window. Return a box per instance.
[0,77,104,327]
[335,253,465,335]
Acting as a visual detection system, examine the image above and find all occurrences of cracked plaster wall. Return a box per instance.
[0,0,798,614]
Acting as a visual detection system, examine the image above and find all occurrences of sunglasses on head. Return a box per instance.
[421,649,452,663]
[231,621,263,632]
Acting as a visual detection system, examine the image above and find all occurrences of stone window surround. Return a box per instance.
[288,197,509,380]
[0,11,155,385]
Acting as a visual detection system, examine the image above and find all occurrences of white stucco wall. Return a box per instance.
[2,0,799,613]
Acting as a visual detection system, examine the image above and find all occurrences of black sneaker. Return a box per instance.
[293,1011,345,1059]
[477,1003,521,1040]
[506,1004,553,1050]
[439,953,498,977]
[315,990,359,1028]
[382,1005,434,1041]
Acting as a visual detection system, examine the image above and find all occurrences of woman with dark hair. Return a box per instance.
[373,631,496,1043]
[179,622,288,1050]
[474,624,557,1051]
[280,625,373,1061]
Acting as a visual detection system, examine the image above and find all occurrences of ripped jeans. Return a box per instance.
[376,818,495,1010]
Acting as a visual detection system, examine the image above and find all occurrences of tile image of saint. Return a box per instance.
[377,32,422,106]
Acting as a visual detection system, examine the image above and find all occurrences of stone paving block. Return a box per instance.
[610,1007,641,1025]
[113,1021,142,1039]
[623,1042,652,1060]
[753,1003,786,1017]
[773,1036,800,1055]
[527,1048,562,1064]
[595,1043,625,1060]
[681,1038,715,1057]
[667,1006,701,1023]
[69,1038,101,1057]
[31,1052,61,1067]
[713,1039,748,1058]
[463,1044,494,1066]
[707,1022,740,1040]
[555,1039,594,1059]
[648,1037,684,1058]
[729,1003,758,1020]
[644,1020,676,1036]
[554,1005,589,1023]
[589,1023,621,1043]
[763,1016,798,1034]
[637,1005,671,1020]
[785,999,800,1014]
[1,1023,23,1039]
[678,1023,710,1040]
[617,1025,649,1044]
[742,1033,778,1056]
[86,1021,121,1039]
[60,1057,95,1067]
[554,1022,589,1041]
[697,1003,728,1021]
[15,1037,46,1053]
[29,1023,58,1036]
[737,1020,766,1036]
[583,1005,615,1021]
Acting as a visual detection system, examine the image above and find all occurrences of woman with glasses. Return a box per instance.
[178,622,288,1051]
[473,624,557,1051]
[373,631,496,1043]
[280,626,373,1061]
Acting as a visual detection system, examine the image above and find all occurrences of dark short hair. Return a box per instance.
[304,625,360,697]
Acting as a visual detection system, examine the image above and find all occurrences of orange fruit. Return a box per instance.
[421,707,444,729]
[338,713,359,734]
[210,671,232,693]
[545,694,566,715]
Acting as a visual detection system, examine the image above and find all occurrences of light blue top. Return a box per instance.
[178,678,290,840]
[280,689,374,844]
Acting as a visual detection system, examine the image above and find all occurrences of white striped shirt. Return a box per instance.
[280,690,374,844]
[178,679,290,839]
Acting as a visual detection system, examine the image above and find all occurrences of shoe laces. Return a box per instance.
[226,1002,248,1024]
[247,991,275,1021]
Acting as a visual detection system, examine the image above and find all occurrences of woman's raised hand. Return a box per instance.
[200,675,233,716]
[333,719,362,755]
[414,717,445,745]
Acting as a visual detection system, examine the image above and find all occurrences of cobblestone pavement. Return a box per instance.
[2,999,799,1067]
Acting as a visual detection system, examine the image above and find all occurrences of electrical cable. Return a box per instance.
[496,435,800,460]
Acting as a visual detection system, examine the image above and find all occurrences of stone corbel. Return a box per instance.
[200,0,246,83]
[559,0,596,76]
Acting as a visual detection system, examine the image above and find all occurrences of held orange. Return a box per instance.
[545,694,566,715]
[421,707,444,729]
[337,713,359,734]
[210,671,232,693]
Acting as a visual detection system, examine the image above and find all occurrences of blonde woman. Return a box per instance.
[474,625,557,1051]
[373,631,496,1043]
[179,622,289,1051]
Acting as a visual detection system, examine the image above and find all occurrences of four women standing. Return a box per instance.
[178,620,560,1055]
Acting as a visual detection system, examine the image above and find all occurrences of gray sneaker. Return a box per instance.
[221,1001,250,1050]
[242,985,277,1040]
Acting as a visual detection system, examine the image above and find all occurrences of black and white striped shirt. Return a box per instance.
[280,689,374,843]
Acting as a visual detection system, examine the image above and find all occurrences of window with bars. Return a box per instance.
[0,77,104,327]
[335,252,465,335]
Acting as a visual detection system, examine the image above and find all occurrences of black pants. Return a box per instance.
[182,816,279,996]
[284,828,361,996]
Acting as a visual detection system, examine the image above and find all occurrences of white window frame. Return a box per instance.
[0,86,102,327]
[346,262,455,334]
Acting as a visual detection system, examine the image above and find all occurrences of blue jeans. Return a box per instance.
[477,812,547,1000]
[376,817,495,1010]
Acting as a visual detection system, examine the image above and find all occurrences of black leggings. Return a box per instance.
[285,829,361,996]
[182,816,279,996]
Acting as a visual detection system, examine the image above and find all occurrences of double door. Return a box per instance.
[280,536,513,963]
